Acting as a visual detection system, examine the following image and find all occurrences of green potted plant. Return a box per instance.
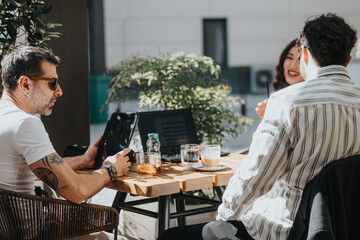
[0,0,61,95]
[107,52,253,145]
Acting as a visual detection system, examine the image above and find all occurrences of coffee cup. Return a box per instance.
[200,144,221,168]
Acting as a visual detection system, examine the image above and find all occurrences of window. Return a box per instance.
[203,19,228,68]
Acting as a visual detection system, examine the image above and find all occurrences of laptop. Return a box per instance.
[93,112,138,169]
[137,109,199,163]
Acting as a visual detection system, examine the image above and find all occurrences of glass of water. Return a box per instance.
[180,144,200,167]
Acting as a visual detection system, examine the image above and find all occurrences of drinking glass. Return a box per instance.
[200,144,221,167]
[136,152,157,177]
[180,144,200,167]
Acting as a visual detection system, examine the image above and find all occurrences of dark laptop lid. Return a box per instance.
[94,112,138,169]
[137,109,199,160]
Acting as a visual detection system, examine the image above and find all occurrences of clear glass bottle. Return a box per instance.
[146,133,161,171]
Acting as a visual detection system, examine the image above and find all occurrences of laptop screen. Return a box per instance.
[137,109,199,161]
[94,112,138,169]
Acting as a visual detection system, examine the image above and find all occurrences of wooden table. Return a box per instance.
[79,153,246,236]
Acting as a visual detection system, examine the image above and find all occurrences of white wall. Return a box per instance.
[103,0,360,72]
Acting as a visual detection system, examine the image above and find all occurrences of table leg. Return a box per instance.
[158,195,170,236]
[175,195,186,226]
[111,191,128,211]
[114,226,118,240]
[110,191,127,239]
[214,186,226,200]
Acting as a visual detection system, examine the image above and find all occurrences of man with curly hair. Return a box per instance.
[158,13,358,240]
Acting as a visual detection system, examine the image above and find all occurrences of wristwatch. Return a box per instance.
[102,164,117,182]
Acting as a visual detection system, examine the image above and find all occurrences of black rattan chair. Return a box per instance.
[0,188,119,240]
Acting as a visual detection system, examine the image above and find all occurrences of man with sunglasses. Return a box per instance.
[0,46,131,203]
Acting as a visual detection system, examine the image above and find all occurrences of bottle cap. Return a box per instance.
[148,133,159,138]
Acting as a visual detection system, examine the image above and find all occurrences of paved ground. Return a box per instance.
[89,93,266,239]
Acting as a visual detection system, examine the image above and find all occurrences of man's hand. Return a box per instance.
[64,135,102,171]
[103,148,132,176]
[81,135,102,169]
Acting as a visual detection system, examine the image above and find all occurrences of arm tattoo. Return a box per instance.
[41,156,52,169]
[33,167,58,190]
[49,153,64,166]
[40,153,64,169]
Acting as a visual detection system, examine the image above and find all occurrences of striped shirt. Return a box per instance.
[217,65,360,240]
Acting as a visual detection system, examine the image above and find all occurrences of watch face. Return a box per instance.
[103,164,117,180]
[109,165,117,177]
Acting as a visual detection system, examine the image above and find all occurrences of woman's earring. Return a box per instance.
[25,93,29,98]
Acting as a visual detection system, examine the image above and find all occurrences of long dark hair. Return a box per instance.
[272,39,297,92]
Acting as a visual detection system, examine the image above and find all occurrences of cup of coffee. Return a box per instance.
[136,152,157,177]
[200,144,221,168]
[181,144,200,167]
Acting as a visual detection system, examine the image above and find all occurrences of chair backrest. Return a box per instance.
[0,188,119,239]
[288,155,360,240]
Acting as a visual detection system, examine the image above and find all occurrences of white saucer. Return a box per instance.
[193,163,229,172]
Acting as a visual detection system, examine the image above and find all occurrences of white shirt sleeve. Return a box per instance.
[15,116,56,165]
[217,92,294,220]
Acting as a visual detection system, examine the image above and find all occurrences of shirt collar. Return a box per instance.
[316,65,350,80]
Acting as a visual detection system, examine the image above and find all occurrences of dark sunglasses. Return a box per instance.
[18,75,59,91]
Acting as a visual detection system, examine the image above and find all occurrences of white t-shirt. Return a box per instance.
[0,101,55,194]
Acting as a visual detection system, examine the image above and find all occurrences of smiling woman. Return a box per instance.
[255,39,304,119]
[274,39,304,89]
[283,46,303,85]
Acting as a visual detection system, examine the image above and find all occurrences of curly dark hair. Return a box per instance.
[272,39,298,92]
[298,13,357,67]
[1,46,60,91]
